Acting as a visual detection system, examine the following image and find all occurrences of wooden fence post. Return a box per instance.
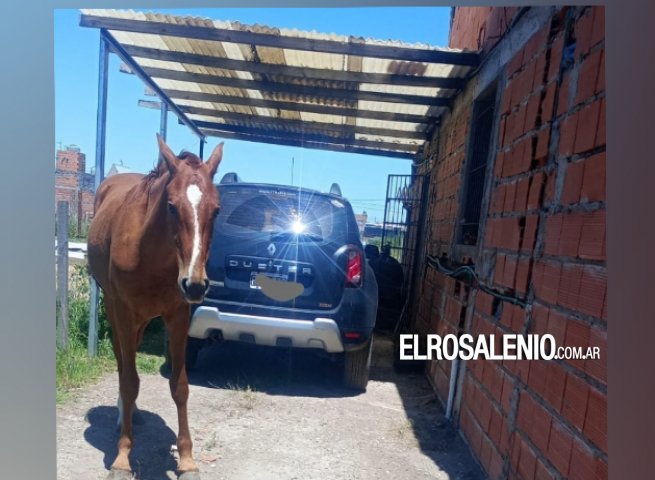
[56,201,69,350]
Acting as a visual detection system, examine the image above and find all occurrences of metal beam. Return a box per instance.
[123,44,467,89]
[194,121,420,152]
[182,106,427,140]
[165,89,441,125]
[199,127,416,160]
[100,29,205,141]
[81,14,480,66]
[93,37,109,193]
[143,67,451,106]
[137,99,162,110]
[88,33,110,358]
[159,101,168,140]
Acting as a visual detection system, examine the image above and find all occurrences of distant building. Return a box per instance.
[54,145,95,223]
[107,163,133,177]
[354,211,368,235]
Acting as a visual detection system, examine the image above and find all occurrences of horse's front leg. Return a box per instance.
[164,303,200,479]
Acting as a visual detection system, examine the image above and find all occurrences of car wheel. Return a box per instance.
[185,337,204,371]
[343,336,373,392]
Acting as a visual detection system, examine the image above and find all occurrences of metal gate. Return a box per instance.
[381,174,429,298]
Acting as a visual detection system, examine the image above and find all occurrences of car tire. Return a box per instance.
[343,336,373,392]
[185,337,204,371]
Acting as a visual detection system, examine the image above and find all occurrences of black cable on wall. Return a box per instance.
[425,254,527,308]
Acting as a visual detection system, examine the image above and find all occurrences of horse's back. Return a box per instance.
[94,173,144,211]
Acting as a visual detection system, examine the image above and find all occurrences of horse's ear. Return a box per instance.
[156,133,180,175]
[205,142,224,178]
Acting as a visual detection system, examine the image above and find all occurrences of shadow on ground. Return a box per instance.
[160,332,484,479]
[83,406,178,480]
[372,333,485,480]
[180,340,359,399]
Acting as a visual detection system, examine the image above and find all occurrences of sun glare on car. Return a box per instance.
[291,219,306,234]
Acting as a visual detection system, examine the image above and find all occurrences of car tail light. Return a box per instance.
[345,247,363,288]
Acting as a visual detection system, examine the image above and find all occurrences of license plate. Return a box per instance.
[250,272,288,289]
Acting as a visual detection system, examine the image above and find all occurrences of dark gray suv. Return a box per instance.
[187,176,378,391]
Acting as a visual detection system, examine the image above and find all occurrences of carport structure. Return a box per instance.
[81,9,480,159]
[80,8,479,352]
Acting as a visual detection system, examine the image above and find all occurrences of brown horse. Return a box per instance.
[87,134,224,480]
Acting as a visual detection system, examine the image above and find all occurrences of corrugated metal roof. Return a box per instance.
[80,9,478,160]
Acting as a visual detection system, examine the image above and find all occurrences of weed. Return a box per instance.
[396,418,415,440]
[227,381,258,410]
[204,432,218,451]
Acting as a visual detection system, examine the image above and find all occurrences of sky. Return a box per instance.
[54,7,451,223]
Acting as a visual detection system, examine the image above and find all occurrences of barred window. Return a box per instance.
[458,85,497,246]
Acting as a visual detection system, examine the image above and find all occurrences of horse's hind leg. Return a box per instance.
[107,299,144,429]
[107,301,142,477]
[163,303,200,478]
[106,299,126,429]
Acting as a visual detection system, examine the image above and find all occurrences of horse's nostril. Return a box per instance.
[181,278,207,301]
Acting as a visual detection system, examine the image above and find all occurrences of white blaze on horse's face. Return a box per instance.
[185,183,203,280]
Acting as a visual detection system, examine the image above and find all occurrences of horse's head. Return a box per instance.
[157,134,223,304]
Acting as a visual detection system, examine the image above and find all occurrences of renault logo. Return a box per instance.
[267,243,276,256]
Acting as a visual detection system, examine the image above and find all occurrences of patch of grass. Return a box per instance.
[57,339,115,403]
[136,317,167,374]
[57,265,115,403]
[56,265,168,402]
[136,352,166,374]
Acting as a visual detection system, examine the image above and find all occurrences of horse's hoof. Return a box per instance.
[106,468,133,480]
[178,471,201,480]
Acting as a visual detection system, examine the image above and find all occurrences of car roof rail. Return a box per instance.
[329,183,342,196]
[219,172,242,184]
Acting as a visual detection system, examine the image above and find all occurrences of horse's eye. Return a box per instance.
[213,207,220,218]
[168,203,178,215]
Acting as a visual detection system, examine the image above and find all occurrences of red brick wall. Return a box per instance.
[80,190,95,221]
[413,89,473,403]
[449,7,520,53]
[56,147,86,173]
[416,6,606,479]
[55,185,95,220]
[55,186,75,208]
[55,148,95,221]
[55,174,79,212]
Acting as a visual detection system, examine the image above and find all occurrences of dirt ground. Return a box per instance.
[57,334,484,480]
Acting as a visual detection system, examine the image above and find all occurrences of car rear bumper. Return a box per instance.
[188,306,345,353]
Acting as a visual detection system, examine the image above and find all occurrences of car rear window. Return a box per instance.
[217,185,348,242]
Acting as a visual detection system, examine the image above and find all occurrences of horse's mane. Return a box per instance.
[144,150,203,182]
